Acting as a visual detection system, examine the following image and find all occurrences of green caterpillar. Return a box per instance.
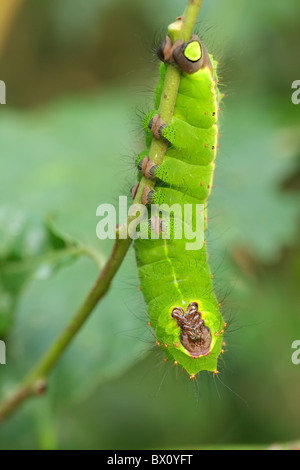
[132,34,225,378]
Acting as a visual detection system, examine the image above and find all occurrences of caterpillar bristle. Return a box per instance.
[133,33,225,376]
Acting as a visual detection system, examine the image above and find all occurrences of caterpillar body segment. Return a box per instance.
[133,35,224,375]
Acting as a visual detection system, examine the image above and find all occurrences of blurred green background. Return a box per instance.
[0,0,300,450]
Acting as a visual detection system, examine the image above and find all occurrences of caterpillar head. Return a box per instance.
[157,35,212,74]
[172,302,212,357]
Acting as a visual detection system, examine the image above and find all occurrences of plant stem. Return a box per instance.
[0,0,203,423]
[135,0,203,200]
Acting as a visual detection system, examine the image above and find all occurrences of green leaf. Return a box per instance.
[0,207,82,336]
[0,92,150,405]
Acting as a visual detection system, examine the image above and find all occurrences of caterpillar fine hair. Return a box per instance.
[133,33,225,377]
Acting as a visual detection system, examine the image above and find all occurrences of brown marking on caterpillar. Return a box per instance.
[174,35,213,75]
[150,115,166,140]
[139,156,157,179]
[157,35,183,64]
[174,360,179,365]
[223,322,228,328]
[158,34,213,75]
[172,303,212,358]
[148,321,151,326]
[156,341,161,347]
[157,35,172,63]
[131,182,140,200]
[213,370,219,376]
[164,358,168,362]
[174,342,179,348]
[150,216,164,236]
[221,329,225,334]
[215,332,219,337]
[142,187,151,205]
[221,349,225,354]
[164,344,169,348]
[222,342,226,347]
[145,159,156,179]
[190,374,196,380]
[162,36,173,62]
[139,156,149,174]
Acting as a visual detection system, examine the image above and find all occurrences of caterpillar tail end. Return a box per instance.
[154,301,225,376]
